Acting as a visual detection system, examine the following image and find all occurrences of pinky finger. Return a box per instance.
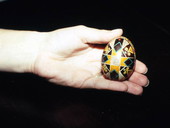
[82,76,128,92]
[123,81,143,95]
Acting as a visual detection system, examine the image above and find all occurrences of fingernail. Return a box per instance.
[144,80,150,87]
[111,29,123,35]
[144,67,148,74]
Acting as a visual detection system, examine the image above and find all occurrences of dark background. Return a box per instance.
[0,0,170,128]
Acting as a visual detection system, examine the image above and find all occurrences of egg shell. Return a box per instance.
[101,36,136,81]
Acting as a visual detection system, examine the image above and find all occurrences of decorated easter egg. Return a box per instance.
[101,36,136,81]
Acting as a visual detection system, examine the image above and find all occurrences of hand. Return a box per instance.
[33,25,149,95]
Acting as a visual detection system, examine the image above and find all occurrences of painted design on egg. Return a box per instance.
[101,36,136,81]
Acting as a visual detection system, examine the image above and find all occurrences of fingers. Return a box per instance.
[82,69,149,95]
[83,76,143,95]
[123,81,143,95]
[75,25,123,44]
[83,76,128,92]
[129,72,149,87]
[135,60,148,74]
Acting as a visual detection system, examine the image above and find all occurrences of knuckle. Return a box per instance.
[75,25,87,29]
[122,84,128,92]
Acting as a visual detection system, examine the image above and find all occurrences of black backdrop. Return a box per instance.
[0,0,170,128]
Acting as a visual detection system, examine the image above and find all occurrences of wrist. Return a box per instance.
[22,31,48,73]
[0,29,48,73]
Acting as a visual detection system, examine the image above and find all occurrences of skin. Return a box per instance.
[0,25,149,95]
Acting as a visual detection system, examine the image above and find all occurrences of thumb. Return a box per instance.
[77,26,123,44]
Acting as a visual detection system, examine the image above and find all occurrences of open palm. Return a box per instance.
[33,26,149,95]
